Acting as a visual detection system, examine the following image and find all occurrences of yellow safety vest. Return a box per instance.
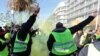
[0,39,8,56]
[51,29,77,55]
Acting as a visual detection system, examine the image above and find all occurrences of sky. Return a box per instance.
[0,0,8,13]
[37,0,62,19]
[0,0,62,19]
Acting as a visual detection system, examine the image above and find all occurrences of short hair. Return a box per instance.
[56,22,64,28]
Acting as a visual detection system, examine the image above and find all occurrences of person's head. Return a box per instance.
[13,24,21,32]
[56,22,64,28]
[85,28,93,34]
[3,25,9,32]
[3,22,11,31]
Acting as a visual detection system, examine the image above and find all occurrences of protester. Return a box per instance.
[79,25,100,56]
[74,29,84,56]
[0,26,10,56]
[47,11,97,56]
[9,3,40,56]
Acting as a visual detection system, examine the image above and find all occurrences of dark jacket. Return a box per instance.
[47,16,95,55]
[10,14,37,56]
[0,39,6,51]
[0,28,6,51]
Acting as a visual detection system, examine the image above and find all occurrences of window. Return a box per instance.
[81,2,84,6]
[86,0,91,3]
[75,0,77,2]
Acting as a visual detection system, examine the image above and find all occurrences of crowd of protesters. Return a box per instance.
[0,0,100,56]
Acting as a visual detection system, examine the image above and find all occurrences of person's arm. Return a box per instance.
[47,34,55,51]
[20,4,40,33]
[18,5,40,40]
[18,14,37,35]
[30,29,38,36]
[69,11,97,34]
[29,29,38,37]
[69,16,95,34]
[17,14,37,40]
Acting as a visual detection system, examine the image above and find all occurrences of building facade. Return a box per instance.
[54,0,99,27]
[65,0,99,21]
[53,1,67,27]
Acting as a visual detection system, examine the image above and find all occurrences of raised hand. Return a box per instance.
[91,10,98,17]
[32,3,40,15]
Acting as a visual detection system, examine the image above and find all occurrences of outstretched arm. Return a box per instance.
[69,11,97,34]
[18,5,40,40]
[18,14,37,35]
[30,29,39,37]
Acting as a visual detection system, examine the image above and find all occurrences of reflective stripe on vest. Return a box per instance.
[0,39,8,56]
[13,33,30,52]
[88,43,100,56]
[51,29,77,55]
